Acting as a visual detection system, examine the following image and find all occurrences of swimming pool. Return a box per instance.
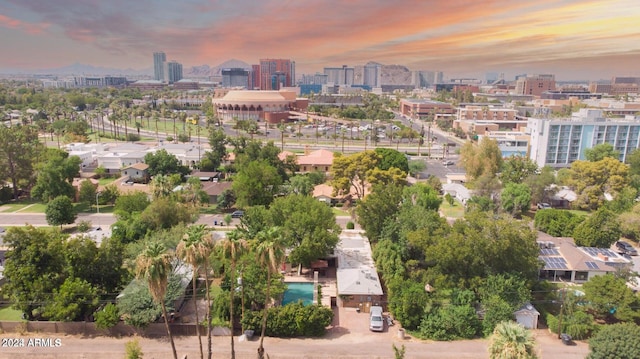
[282,282,314,306]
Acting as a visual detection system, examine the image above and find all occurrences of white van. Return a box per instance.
[369,306,384,332]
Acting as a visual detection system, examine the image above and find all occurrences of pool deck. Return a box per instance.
[283,268,337,308]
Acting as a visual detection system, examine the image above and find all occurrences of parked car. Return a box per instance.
[231,210,244,218]
[560,333,573,345]
[369,306,384,332]
[616,241,638,256]
[442,160,454,166]
[537,203,551,209]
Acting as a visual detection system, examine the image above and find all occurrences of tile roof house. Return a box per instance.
[297,149,335,173]
[537,233,631,283]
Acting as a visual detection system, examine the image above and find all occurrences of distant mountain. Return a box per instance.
[184,59,252,78]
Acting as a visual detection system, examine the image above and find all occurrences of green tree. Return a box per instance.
[488,321,538,359]
[374,147,409,173]
[217,230,249,359]
[356,184,403,242]
[330,151,380,199]
[135,242,178,359]
[460,137,503,184]
[0,124,42,200]
[585,143,620,162]
[286,175,314,196]
[202,127,227,171]
[45,195,77,228]
[582,274,638,322]
[218,188,236,210]
[402,183,442,211]
[144,148,190,177]
[140,197,196,230]
[176,224,210,359]
[500,156,538,185]
[255,227,286,359]
[78,180,97,205]
[31,149,81,201]
[408,160,426,177]
[43,277,99,321]
[566,157,628,210]
[3,226,66,319]
[114,191,150,220]
[232,160,282,208]
[501,183,532,215]
[534,209,585,237]
[572,208,621,248]
[524,166,556,205]
[269,195,341,269]
[587,322,640,359]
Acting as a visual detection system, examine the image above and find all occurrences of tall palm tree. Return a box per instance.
[176,224,210,359]
[135,242,178,359]
[217,230,248,359]
[488,321,538,359]
[255,227,285,359]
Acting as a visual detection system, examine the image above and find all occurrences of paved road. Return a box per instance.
[0,326,589,359]
[0,213,117,228]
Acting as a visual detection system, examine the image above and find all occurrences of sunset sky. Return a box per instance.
[1,0,639,80]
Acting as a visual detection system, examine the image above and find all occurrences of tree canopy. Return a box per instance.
[460,137,503,184]
[269,194,341,267]
[144,149,190,177]
[588,323,640,359]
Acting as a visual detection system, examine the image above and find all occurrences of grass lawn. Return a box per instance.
[332,207,350,216]
[440,201,465,219]
[16,203,47,213]
[97,177,117,186]
[199,205,219,215]
[0,199,41,213]
[0,307,24,321]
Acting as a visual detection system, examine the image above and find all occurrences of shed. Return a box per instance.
[514,302,540,329]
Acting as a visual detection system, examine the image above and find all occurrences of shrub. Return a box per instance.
[95,303,120,330]
[418,304,480,340]
[241,302,333,337]
[125,338,143,359]
[346,221,355,230]
[76,220,92,233]
[126,133,141,142]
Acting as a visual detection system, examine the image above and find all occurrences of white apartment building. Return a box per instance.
[527,109,640,168]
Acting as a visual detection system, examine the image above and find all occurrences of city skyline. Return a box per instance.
[1,0,639,80]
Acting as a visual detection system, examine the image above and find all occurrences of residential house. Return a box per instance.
[537,234,631,283]
[297,149,335,173]
[335,230,384,309]
[122,163,150,183]
[201,182,233,205]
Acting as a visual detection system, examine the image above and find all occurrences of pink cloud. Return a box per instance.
[0,13,48,34]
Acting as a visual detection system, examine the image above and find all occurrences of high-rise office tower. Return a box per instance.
[363,62,382,88]
[259,59,294,90]
[324,65,355,85]
[166,61,183,84]
[153,52,166,81]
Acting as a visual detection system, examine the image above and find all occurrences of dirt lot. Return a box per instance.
[0,307,589,359]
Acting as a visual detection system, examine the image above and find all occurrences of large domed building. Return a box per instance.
[212,90,308,124]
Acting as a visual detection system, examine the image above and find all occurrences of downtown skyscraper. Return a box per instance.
[153,52,166,82]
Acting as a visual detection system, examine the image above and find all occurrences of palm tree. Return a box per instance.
[176,224,210,359]
[488,321,538,359]
[135,242,178,359]
[255,227,285,359]
[217,230,248,359]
